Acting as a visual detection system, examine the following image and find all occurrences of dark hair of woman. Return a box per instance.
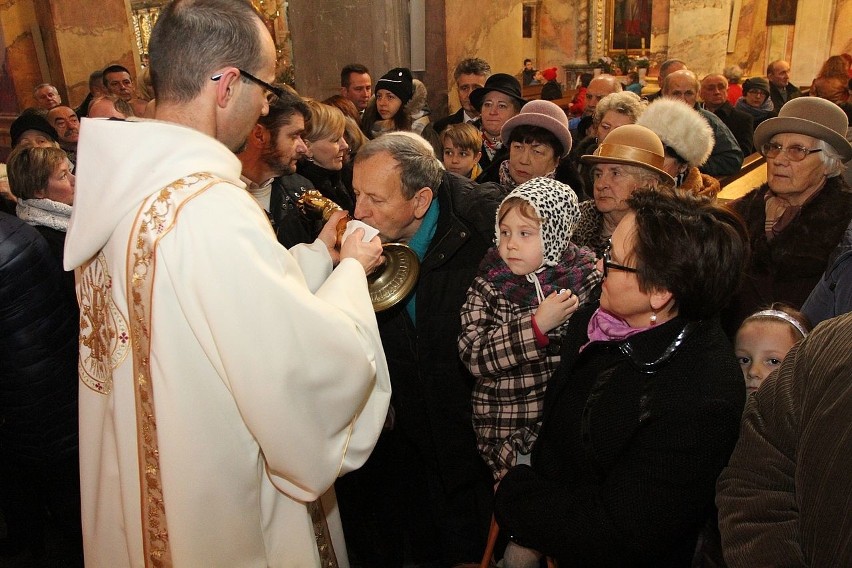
[507,124,564,158]
[360,97,413,139]
[627,187,749,320]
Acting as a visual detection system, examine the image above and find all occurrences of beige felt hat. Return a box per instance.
[754,96,852,163]
[580,124,675,184]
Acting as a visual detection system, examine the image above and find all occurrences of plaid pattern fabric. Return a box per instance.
[459,253,601,481]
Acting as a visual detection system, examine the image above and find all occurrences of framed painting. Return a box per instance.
[766,0,798,25]
[607,0,652,54]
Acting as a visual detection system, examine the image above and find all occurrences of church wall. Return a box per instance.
[443,0,524,113]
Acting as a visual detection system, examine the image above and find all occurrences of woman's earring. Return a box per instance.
[650,311,657,325]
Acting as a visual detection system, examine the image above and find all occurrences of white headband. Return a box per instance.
[747,309,808,338]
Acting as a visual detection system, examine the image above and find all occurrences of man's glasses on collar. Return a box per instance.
[211,68,284,103]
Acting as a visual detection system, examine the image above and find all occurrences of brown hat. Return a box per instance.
[501,99,572,157]
[581,124,675,184]
[754,96,852,162]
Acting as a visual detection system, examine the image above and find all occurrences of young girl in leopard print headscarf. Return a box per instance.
[458,177,601,485]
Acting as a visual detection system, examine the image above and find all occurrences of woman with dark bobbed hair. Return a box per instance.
[494,187,748,567]
[476,99,584,196]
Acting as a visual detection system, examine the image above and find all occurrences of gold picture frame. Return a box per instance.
[607,0,652,54]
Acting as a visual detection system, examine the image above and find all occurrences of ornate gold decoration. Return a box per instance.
[78,252,130,395]
[127,172,221,567]
[296,190,420,312]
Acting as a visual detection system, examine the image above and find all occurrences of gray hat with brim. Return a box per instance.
[754,97,852,163]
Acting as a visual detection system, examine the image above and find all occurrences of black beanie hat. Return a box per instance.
[375,67,414,104]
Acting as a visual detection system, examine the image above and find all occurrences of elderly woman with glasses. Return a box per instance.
[493,187,748,567]
[572,124,674,257]
[723,97,852,334]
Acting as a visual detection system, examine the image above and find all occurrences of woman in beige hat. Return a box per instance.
[573,124,674,256]
[723,96,852,334]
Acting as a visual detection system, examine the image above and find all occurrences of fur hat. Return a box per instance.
[10,112,58,147]
[542,67,558,82]
[754,96,852,162]
[580,124,675,184]
[495,177,580,267]
[375,67,414,104]
[469,73,526,112]
[637,98,714,167]
[500,99,572,157]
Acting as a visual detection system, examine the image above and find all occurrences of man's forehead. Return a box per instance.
[106,72,132,82]
[457,73,486,85]
[49,107,77,120]
[355,153,401,188]
[349,73,371,85]
[702,75,726,86]
[588,80,617,96]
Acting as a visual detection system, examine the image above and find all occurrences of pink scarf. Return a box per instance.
[581,308,653,351]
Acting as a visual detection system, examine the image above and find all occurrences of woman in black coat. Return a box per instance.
[494,188,748,567]
[297,100,356,214]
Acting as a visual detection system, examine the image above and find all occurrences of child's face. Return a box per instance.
[735,320,798,395]
[442,141,480,177]
[498,206,544,275]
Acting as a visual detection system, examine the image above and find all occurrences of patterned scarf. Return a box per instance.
[497,160,557,188]
[481,129,503,161]
[763,180,826,240]
[479,245,587,307]
[16,198,72,232]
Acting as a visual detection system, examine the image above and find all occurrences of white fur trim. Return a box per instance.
[637,99,714,167]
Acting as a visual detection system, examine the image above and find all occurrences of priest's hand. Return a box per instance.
[340,229,384,275]
[317,210,348,265]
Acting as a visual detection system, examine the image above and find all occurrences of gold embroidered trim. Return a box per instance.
[127,172,220,567]
[308,499,339,568]
[78,252,130,394]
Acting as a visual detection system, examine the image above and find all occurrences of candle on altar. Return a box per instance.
[641,38,646,55]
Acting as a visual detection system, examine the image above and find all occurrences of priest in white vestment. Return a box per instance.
[63,1,390,566]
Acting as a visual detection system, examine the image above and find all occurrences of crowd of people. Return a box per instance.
[2,0,852,566]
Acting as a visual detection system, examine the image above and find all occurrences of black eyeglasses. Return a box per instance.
[760,142,822,162]
[602,247,639,278]
[211,68,284,103]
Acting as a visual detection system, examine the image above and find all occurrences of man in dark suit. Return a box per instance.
[432,58,491,135]
[767,60,802,111]
[700,73,755,155]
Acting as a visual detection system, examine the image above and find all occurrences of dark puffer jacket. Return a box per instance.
[0,212,79,464]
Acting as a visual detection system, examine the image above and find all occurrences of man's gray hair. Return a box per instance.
[33,83,57,95]
[454,58,491,81]
[148,0,266,104]
[356,132,445,199]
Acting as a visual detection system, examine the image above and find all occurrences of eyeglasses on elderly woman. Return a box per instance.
[602,242,639,278]
[760,142,822,162]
